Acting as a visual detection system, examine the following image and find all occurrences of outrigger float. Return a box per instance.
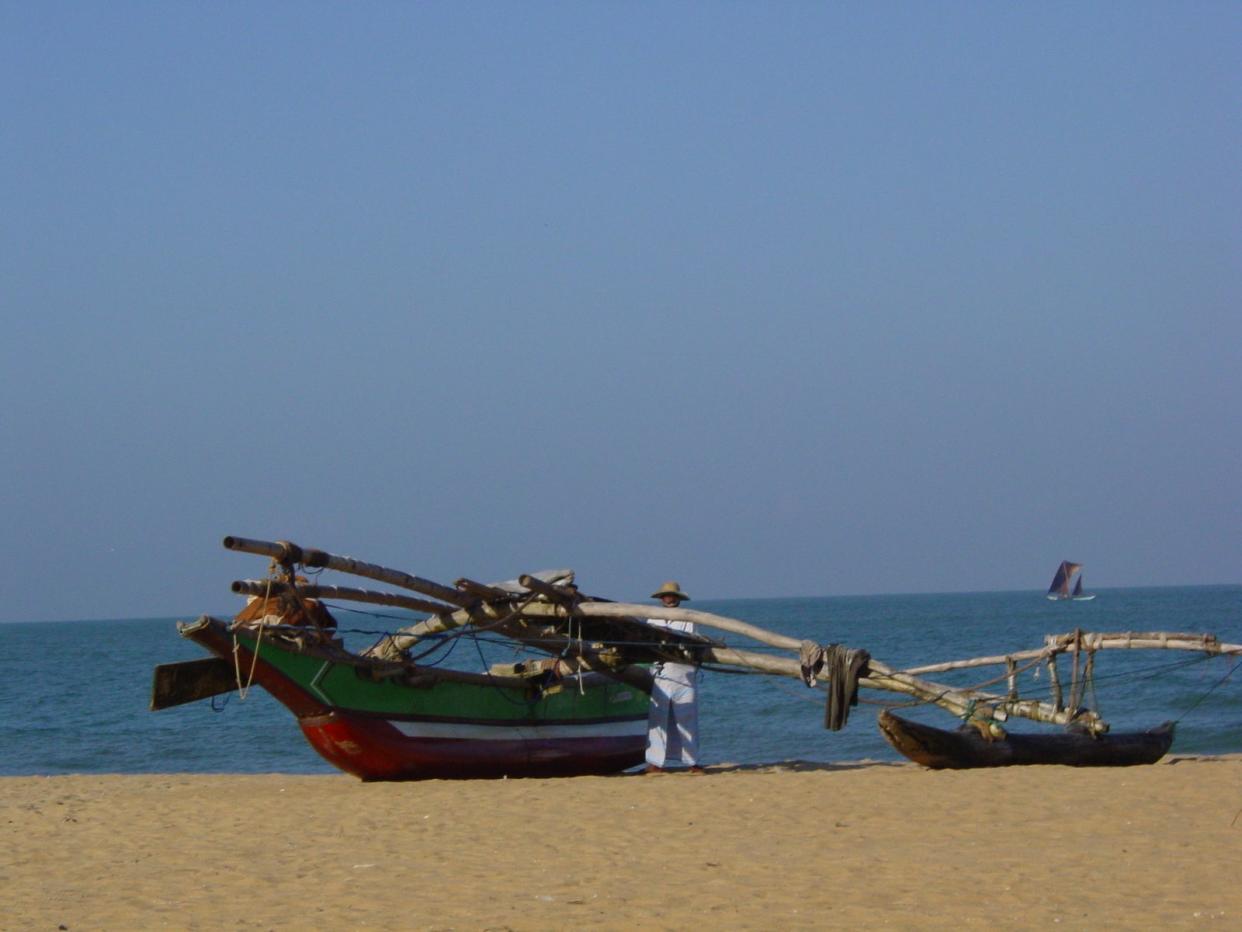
[152,537,1242,778]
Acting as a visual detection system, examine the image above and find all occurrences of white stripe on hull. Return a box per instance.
[390,719,646,741]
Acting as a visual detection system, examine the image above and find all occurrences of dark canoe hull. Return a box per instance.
[877,710,1174,769]
[174,616,649,781]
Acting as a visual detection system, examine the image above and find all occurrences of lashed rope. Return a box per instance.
[232,575,273,700]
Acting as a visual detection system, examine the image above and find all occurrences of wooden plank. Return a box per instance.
[150,658,237,710]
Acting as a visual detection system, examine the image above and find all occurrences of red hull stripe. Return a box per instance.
[300,711,646,780]
[390,719,647,740]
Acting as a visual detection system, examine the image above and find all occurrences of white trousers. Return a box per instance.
[646,664,699,768]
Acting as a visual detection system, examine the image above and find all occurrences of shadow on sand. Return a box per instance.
[620,759,907,776]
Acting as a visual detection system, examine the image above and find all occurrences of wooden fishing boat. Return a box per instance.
[877,710,1175,769]
[150,540,720,780]
[152,536,1240,778]
[157,616,653,780]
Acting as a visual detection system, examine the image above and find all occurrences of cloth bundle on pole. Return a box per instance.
[800,641,872,730]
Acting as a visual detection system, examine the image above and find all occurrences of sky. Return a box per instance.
[2,3,1239,623]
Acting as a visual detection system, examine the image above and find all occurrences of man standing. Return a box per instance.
[644,581,704,774]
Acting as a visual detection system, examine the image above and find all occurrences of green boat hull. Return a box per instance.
[179,616,651,780]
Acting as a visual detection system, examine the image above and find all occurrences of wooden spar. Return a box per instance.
[1069,632,1084,711]
[521,601,804,651]
[1073,632,1242,653]
[230,580,458,616]
[1046,654,1064,712]
[222,536,474,608]
[454,578,514,602]
[902,631,1242,676]
[904,650,1047,675]
[372,599,803,654]
[380,615,464,645]
[518,574,577,602]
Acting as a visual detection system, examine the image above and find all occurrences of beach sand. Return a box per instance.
[4,757,1241,930]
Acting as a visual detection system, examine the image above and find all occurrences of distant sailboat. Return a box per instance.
[1046,560,1096,601]
[1071,575,1095,600]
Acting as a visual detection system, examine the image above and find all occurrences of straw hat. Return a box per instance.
[651,580,690,602]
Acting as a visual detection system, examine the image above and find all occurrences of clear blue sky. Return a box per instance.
[2,3,1238,622]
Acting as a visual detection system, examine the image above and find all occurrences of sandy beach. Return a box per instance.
[4,757,1240,930]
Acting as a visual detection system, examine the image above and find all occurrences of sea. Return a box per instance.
[2,585,1239,776]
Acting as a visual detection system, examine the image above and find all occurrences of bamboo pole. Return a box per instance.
[364,604,481,658]
[1069,632,1084,712]
[520,601,804,651]
[230,580,457,616]
[1074,632,1242,653]
[222,536,474,608]
[901,631,1242,675]
[381,600,802,653]
[1047,654,1063,712]
[454,578,514,602]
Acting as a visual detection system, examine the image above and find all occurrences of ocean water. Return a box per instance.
[1,586,1239,776]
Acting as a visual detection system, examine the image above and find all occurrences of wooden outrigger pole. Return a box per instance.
[230,579,459,617]
[221,536,474,608]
